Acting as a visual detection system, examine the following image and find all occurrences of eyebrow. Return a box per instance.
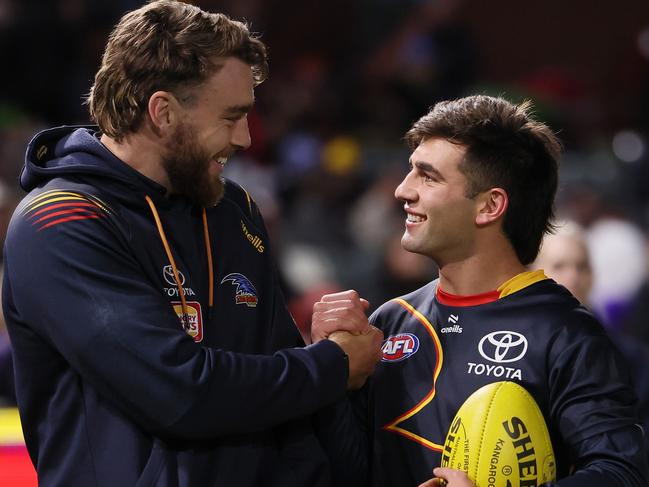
[412,160,445,181]
[223,103,254,117]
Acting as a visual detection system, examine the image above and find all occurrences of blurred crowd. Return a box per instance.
[1,0,649,405]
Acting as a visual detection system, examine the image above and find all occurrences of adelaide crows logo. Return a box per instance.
[221,273,258,307]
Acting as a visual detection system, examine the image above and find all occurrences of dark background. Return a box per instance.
[1,0,649,335]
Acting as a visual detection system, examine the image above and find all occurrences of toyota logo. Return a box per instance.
[478,331,528,363]
[163,265,186,286]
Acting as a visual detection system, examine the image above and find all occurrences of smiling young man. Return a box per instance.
[1,1,383,486]
[340,95,648,486]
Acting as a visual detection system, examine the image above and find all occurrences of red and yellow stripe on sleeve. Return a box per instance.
[23,190,111,231]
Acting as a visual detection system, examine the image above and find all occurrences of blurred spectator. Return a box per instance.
[347,167,404,257]
[280,243,342,340]
[531,220,649,457]
[356,0,477,139]
[365,232,437,310]
[532,220,593,304]
[586,217,648,330]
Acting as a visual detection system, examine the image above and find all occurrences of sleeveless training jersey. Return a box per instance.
[361,271,646,486]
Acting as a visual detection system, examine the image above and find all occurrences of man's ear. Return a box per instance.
[475,187,508,226]
[147,91,179,136]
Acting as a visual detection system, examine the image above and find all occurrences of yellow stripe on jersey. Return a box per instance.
[498,269,549,298]
[383,298,445,452]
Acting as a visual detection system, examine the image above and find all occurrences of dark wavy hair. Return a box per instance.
[405,95,562,265]
[87,0,268,141]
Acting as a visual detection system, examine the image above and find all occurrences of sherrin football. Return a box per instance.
[441,381,556,487]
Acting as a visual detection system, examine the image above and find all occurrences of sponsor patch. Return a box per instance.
[163,265,185,286]
[466,331,528,380]
[172,301,203,342]
[221,273,258,307]
[162,265,196,297]
[478,331,528,363]
[381,333,420,362]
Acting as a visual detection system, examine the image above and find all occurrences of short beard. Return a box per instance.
[161,122,225,207]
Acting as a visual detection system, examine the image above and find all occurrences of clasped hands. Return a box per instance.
[310,290,383,390]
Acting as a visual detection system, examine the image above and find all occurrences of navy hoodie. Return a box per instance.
[2,127,361,486]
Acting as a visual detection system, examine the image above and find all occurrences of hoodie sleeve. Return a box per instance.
[3,190,348,440]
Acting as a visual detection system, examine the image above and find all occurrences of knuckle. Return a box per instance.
[348,289,360,300]
[326,291,345,301]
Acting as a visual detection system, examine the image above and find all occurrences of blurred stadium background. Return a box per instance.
[1,0,649,484]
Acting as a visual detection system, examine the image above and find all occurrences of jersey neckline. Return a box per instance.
[435,270,549,307]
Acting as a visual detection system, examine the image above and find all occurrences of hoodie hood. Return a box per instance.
[22,126,166,197]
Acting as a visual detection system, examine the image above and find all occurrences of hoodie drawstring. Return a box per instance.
[145,195,214,330]
[201,209,214,308]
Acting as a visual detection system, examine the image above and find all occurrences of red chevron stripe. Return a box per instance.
[32,208,101,226]
[30,202,98,218]
[37,214,103,231]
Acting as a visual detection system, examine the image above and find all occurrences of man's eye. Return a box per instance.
[224,114,245,122]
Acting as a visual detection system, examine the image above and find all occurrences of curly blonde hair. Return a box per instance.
[87,0,268,141]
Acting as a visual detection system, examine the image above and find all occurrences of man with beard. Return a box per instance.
[1,2,383,486]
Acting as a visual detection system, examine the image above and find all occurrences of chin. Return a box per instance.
[400,236,419,254]
[186,177,225,208]
[204,185,226,207]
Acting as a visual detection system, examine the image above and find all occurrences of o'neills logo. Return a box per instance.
[241,220,265,253]
[441,324,463,334]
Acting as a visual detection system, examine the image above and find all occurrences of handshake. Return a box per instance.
[311,290,384,390]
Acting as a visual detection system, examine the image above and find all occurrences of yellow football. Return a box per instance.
[441,381,556,487]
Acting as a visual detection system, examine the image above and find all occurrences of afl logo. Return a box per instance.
[381,333,420,362]
[478,331,528,363]
[163,265,186,286]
